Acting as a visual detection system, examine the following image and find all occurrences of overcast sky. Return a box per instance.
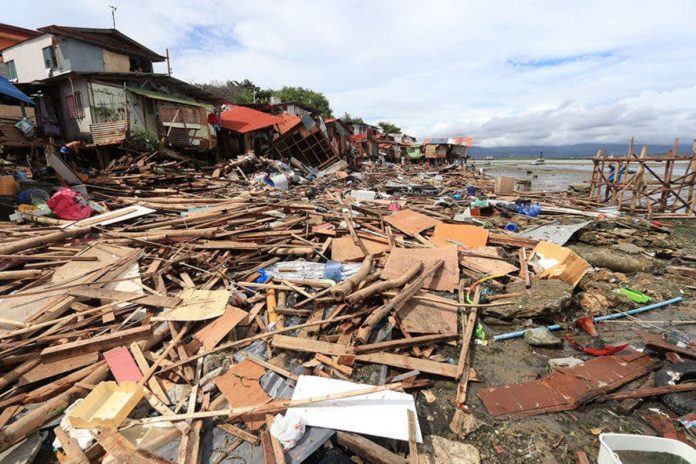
[6,1,696,146]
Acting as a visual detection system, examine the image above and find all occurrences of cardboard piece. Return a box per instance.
[381,245,459,292]
[383,209,442,235]
[430,223,489,248]
[103,347,142,384]
[331,235,389,262]
[154,288,230,321]
[214,359,270,430]
[399,299,458,334]
[287,375,422,442]
[494,176,516,195]
[528,240,589,288]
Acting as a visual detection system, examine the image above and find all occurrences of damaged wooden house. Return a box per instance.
[1,25,218,155]
[218,103,341,168]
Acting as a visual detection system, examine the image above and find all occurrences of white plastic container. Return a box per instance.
[598,433,696,464]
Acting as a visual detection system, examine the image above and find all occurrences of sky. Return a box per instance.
[6,0,696,146]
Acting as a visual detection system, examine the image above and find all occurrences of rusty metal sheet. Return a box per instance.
[478,350,657,417]
[90,120,127,146]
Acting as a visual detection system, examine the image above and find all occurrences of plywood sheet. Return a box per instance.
[193,305,248,351]
[430,223,488,248]
[383,209,441,235]
[331,235,389,262]
[399,299,457,334]
[0,244,136,334]
[214,359,270,430]
[154,288,229,321]
[380,245,459,292]
[19,352,99,385]
[460,246,518,275]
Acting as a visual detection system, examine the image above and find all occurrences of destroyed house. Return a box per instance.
[422,136,473,161]
[219,105,338,168]
[2,25,217,149]
[324,118,352,155]
[0,74,37,151]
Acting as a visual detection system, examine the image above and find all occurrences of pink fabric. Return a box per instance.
[47,188,92,220]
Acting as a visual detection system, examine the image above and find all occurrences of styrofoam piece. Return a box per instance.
[286,375,422,442]
[598,433,696,464]
[68,381,143,429]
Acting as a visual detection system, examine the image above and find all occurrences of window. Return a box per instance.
[66,92,84,119]
[5,60,17,81]
[42,46,57,69]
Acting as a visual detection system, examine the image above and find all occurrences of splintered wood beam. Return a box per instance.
[336,432,407,464]
[40,325,152,362]
[354,333,458,354]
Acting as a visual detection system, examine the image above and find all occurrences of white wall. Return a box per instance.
[2,34,56,83]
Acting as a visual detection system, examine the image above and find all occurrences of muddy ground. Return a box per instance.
[404,219,696,463]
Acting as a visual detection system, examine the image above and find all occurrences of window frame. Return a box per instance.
[5,60,17,81]
[42,46,57,70]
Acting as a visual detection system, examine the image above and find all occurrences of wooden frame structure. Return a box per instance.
[588,138,696,217]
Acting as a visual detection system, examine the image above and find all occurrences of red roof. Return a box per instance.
[351,133,368,142]
[220,106,285,134]
[277,113,301,134]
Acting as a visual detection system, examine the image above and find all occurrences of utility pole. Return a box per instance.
[109,5,118,28]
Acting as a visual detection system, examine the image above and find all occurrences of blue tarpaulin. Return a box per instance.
[0,75,33,106]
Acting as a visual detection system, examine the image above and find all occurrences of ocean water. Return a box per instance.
[476,158,692,192]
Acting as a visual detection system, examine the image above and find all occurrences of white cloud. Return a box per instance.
[5,0,696,145]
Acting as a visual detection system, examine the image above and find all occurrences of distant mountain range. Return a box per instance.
[468,142,683,159]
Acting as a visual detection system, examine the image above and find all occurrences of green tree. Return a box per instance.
[270,86,333,118]
[378,121,401,134]
[197,79,271,104]
[340,112,365,126]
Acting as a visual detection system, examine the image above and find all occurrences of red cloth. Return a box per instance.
[207,112,219,125]
[47,188,92,220]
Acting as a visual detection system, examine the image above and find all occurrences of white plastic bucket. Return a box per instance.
[270,174,289,190]
[598,433,696,464]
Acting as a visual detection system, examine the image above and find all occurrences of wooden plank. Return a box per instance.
[407,410,419,464]
[55,425,90,464]
[40,325,151,362]
[96,427,174,464]
[266,415,286,464]
[69,287,181,308]
[272,334,351,357]
[217,423,258,444]
[355,352,458,378]
[130,343,170,405]
[455,290,479,407]
[193,306,247,351]
[354,333,458,354]
[336,431,407,464]
[19,352,98,385]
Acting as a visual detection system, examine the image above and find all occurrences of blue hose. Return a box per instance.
[492,296,683,341]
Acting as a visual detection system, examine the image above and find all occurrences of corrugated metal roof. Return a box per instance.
[276,113,301,134]
[0,75,33,105]
[38,25,165,61]
[219,106,285,134]
[128,87,209,108]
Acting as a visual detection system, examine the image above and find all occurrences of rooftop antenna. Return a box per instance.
[109,4,118,29]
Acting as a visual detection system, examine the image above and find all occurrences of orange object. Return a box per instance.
[0,176,17,195]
